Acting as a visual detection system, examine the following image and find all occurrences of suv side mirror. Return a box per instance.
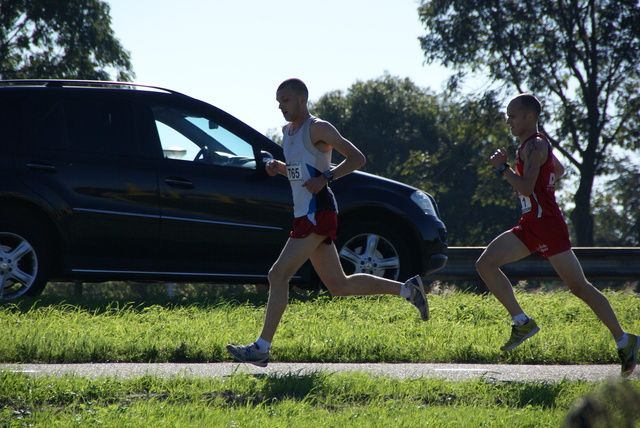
[249,150,276,182]
[258,150,274,168]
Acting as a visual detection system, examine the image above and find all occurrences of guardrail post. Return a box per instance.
[74,281,83,297]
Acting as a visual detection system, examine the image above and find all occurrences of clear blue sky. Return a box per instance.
[106,0,460,135]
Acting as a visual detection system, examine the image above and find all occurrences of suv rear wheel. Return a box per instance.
[0,215,51,299]
[336,221,412,282]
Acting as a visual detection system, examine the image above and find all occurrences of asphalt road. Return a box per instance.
[1,362,636,383]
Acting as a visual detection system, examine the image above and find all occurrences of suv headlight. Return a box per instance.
[410,190,437,216]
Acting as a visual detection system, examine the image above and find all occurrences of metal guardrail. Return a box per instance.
[430,247,640,281]
[67,247,638,297]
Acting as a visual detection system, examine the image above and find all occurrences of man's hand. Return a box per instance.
[302,176,327,194]
[490,148,509,169]
[265,160,284,176]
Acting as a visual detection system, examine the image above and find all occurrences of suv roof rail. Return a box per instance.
[0,79,189,97]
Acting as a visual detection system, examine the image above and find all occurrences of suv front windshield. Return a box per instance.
[152,104,256,168]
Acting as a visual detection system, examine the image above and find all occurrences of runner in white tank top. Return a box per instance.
[226,79,431,368]
[283,115,337,218]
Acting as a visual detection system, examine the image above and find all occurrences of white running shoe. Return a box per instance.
[226,343,270,367]
[405,275,429,321]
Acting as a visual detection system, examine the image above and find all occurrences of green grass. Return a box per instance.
[1,369,638,427]
[1,288,639,427]
[0,290,638,364]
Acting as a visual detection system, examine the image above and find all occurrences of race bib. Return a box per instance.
[519,195,532,213]
[286,162,303,181]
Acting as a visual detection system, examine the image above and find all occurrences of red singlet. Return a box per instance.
[510,133,571,257]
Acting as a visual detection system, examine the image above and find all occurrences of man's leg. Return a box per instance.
[310,241,430,320]
[548,249,623,339]
[259,234,327,343]
[227,234,326,366]
[476,231,532,317]
[477,231,540,351]
[550,249,639,377]
[309,241,401,297]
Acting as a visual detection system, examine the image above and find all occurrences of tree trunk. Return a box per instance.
[570,171,595,246]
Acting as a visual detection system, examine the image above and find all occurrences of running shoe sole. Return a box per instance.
[226,344,270,367]
[501,322,540,351]
[620,334,639,378]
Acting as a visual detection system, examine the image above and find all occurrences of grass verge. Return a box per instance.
[0,290,638,365]
[1,289,639,426]
[1,370,639,427]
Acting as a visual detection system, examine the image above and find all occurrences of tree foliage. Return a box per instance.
[396,90,523,246]
[311,75,520,246]
[312,74,440,178]
[592,163,640,245]
[418,0,640,245]
[0,0,134,80]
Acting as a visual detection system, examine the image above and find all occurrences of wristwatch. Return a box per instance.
[322,169,334,182]
[498,163,509,175]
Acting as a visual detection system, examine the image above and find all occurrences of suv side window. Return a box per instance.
[151,104,256,168]
[64,97,138,156]
[5,94,67,151]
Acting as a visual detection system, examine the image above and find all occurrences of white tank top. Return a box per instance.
[283,116,337,218]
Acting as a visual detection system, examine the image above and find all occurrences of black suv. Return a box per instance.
[0,80,447,299]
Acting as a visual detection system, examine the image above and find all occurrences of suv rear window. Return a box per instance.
[1,93,138,156]
[1,93,66,150]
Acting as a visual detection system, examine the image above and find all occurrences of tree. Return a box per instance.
[0,0,134,81]
[312,74,440,178]
[312,75,519,246]
[592,163,640,245]
[418,0,640,245]
[396,90,521,246]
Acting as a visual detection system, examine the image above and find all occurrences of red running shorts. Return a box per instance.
[290,209,338,245]
[511,215,572,258]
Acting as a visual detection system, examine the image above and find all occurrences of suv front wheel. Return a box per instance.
[336,221,412,282]
[0,215,51,299]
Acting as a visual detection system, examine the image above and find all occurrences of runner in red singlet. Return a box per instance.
[509,132,571,258]
[476,93,638,378]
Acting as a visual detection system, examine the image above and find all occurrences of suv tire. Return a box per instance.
[0,211,51,299]
[336,221,412,282]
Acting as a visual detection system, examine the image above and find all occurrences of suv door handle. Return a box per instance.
[165,177,194,189]
[27,162,58,173]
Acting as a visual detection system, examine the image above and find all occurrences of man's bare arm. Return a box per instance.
[506,138,546,196]
[492,138,547,196]
[299,121,366,194]
[552,153,565,179]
